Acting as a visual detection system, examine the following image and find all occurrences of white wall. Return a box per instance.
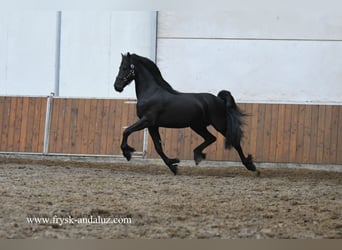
[60,11,155,98]
[1,10,341,103]
[157,11,342,104]
[0,11,155,98]
[0,12,56,96]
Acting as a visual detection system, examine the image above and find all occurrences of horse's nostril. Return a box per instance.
[114,85,123,92]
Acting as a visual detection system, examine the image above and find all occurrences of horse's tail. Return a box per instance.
[217,90,245,149]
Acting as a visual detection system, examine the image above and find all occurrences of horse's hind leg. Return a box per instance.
[191,126,216,165]
[212,120,256,172]
[148,126,179,175]
[234,143,256,171]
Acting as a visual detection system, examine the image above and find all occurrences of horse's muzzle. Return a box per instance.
[114,86,123,93]
[114,84,123,92]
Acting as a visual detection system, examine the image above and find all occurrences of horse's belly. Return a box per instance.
[157,108,207,128]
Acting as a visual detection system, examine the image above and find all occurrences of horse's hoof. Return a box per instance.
[122,146,135,161]
[168,163,178,175]
[166,159,179,175]
[244,154,256,171]
[194,152,206,165]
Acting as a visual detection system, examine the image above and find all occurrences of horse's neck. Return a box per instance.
[134,65,161,99]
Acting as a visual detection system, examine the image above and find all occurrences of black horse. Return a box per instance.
[114,53,256,175]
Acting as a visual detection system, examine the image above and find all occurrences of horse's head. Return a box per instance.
[114,53,136,92]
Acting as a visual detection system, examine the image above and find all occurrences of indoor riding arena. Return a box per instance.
[0,9,341,239]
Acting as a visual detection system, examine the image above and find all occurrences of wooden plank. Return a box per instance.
[171,129,179,158]
[31,97,42,152]
[268,104,279,162]
[79,99,88,154]
[56,98,66,153]
[180,129,190,160]
[302,105,312,163]
[0,97,10,151]
[275,104,285,162]
[0,97,4,129]
[323,105,333,163]
[56,99,67,153]
[13,97,24,152]
[66,99,75,153]
[18,97,29,152]
[60,98,68,153]
[261,103,272,161]
[289,104,299,162]
[37,97,45,152]
[37,97,47,153]
[49,98,58,153]
[72,98,83,154]
[100,99,111,154]
[106,100,118,155]
[248,103,259,161]
[337,106,342,164]
[0,97,5,151]
[48,98,60,153]
[182,128,192,161]
[281,104,292,162]
[295,105,305,163]
[7,97,17,151]
[163,127,174,158]
[315,105,326,163]
[58,99,71,153]
[309,105,319,163]
[93,99,103,154]
[77,99,89,154]
[175,128,185,159]
[24,98,36,152]
[255,104,266,161]
[328,106,339,163]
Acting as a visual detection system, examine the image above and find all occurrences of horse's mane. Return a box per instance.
[131,54,179,94]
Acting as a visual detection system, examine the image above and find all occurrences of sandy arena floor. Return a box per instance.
[0,157,341,239]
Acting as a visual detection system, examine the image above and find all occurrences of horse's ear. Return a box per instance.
[127,52,131,57]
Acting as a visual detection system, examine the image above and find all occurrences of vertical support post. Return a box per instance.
[142,11,158,158]
[150,11,158,62]
[43,93,54,155]
[54,11,62,97]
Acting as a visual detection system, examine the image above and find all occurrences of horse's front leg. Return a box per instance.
[121,117,149,161]
[148,126,179,175]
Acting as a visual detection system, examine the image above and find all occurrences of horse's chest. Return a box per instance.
[136,101,160,118]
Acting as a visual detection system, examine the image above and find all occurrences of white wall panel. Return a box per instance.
[0,12,56,96]
[59,11,154,98]
[0,14,7,93]
[0,11,154,98]
[158,11,342,40]
[157,39,342,104]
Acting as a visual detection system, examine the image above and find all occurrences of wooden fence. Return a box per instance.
[48,98,143,155]
[0,96,46,153]
[1,96,341,165]
[150,103,342,164]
